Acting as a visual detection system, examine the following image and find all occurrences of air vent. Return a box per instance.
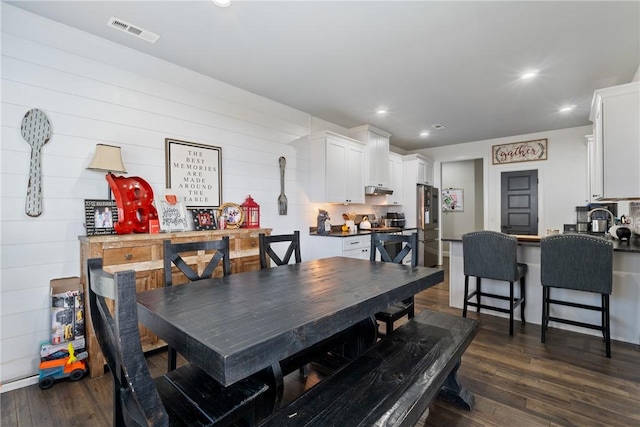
[108,17,160,44]
[432,124,445,130]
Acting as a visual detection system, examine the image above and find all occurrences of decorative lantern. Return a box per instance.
[241,195,260,228]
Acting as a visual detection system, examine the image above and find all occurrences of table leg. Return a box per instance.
[256,363,284,417]
[437,360,475,410]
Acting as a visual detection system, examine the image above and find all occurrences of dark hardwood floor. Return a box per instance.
[3,259,639,426]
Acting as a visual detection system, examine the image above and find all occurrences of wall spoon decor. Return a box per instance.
[21,109,51,217]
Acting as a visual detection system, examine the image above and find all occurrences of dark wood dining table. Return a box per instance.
[136,256,444,389]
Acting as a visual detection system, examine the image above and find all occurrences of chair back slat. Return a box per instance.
[370,232,418,267]
[87,258,169,427]
[163,237,230,286]
[541,234,613,294]
[462,231,519,282]
[259,231,301,268]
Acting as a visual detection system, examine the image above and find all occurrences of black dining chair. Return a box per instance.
[164,237,230,371]
[258,231,301,269]
[540,234,613,357]
[370,232,418,337]
[462,231,527,336]
[259,231,307,376]
[87,257,268,427]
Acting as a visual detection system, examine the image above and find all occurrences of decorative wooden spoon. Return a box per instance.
[278,156,288,215]
[21,109,51,217]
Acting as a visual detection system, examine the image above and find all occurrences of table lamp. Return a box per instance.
[87,144,127,199]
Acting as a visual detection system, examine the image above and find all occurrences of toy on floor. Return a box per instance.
[38,342,88,389]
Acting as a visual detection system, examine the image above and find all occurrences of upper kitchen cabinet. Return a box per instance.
[348,125,391,189]
[307,131,365,204]
[388,152,404,205]
[403,153,434,186]
[589,82,640,200]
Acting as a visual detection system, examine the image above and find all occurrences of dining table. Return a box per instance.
[136,256,444,401]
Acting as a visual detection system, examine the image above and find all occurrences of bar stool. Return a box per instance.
[462,231,527,336]
[540,234,613,358]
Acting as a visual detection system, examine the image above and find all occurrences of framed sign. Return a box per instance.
[189,208,217,231]
[84,199,119,235]
[492,138,547,165]
[165,139,222,208]
[442,189,464,212]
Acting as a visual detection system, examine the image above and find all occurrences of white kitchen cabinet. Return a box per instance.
[585,134,603,202]
[403,153,434,186]
[307,131,366,204]
[402,153,434,228]
[306,234,371,261]
[348,125,391,189]
[388,152,404,205]
[589,82,640,199]
[341,235,371,259]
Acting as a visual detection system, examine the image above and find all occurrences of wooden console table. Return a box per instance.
[79,228,271,378]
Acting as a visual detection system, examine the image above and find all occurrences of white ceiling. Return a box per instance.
[6,1,639,150]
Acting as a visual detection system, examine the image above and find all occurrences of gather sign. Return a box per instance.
[492,138,547,165]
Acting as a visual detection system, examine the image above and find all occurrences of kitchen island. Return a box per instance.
[444,234,640,345]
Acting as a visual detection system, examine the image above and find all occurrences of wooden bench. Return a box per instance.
[260,309,479,427]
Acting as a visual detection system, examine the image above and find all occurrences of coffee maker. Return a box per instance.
[587,203,617,234]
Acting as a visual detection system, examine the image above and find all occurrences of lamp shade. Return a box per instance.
[87,144,127,173]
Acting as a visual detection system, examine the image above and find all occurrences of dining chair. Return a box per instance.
[258,231,301,269]
[540,234,613,357]
[462,231,527,336]
[163,237,230,371]
[258,231,306,377]
[87,257,268,427]
[370,232,418,337]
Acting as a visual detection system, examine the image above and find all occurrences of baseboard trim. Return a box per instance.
[1,375,39,393]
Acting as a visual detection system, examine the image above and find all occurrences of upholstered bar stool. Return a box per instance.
[540,234,613,358]
[462,231,527,336]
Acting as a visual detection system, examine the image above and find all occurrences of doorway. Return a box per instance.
[441,159,484,255]
[500,169,538,235]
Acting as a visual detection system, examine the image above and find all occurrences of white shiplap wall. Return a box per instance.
[0,4,317,386]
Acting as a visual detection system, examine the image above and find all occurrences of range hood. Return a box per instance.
[365,185,393,196]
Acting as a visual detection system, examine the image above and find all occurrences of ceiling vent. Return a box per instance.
[432,124,445,130]
[108,17,160,44]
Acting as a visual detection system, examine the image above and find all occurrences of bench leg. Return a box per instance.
[438,360,475,411]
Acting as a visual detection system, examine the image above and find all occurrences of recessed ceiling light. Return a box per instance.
[420,131,430,137]
[520,71,538,80]
[376,109,387,115]
[559,105,576,113]
[213,0,231,7]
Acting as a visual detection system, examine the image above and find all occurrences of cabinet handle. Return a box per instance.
[124,253,133,260]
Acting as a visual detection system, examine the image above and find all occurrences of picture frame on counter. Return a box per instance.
[189,208,217,231]
[84,199,119,236]
[219,202,244,229]
[165,138,222,208]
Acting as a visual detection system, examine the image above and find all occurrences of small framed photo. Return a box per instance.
[84,200,119,236]
[219,203,244,229]
[189,208,217,231]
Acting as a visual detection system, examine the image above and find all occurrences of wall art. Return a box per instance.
[442,188,464,212]
[165,139,222,208]
[492,138,547,165]
[21,108,52,217]
[84,199,118,235]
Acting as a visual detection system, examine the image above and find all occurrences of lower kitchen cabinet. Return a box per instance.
[307,234,371,260]
[79,228,271,378]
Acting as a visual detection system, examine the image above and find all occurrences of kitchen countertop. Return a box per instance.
[310,227,411,237]
[442,233,640,253]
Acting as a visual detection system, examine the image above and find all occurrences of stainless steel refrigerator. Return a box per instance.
[417,184,439,267]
